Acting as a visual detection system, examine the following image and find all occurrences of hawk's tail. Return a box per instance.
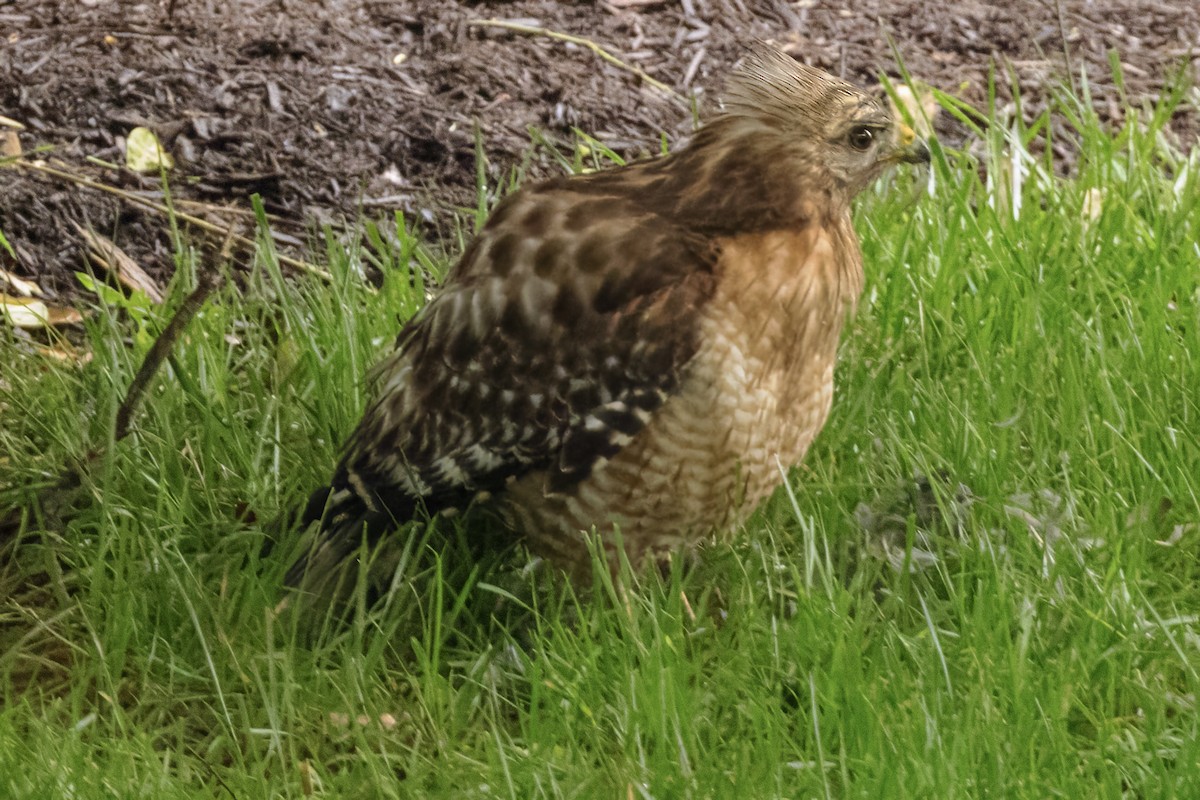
[279,484,411,612]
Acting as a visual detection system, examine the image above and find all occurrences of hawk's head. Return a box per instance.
[722,46,930,200]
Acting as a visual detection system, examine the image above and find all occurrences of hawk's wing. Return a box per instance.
[288,177,718,584]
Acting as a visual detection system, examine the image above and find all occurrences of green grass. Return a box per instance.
[2,75,1199,798]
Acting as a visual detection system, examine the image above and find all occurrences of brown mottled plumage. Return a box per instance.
[286,47,929,593]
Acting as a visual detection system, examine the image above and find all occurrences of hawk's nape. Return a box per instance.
[283,45,929,604]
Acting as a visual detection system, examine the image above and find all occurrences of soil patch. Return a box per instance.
[2,0,1198,301]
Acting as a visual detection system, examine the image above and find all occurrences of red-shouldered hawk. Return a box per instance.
[286,46,929,595]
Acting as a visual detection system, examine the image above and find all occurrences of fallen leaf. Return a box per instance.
[888,82,940,138]
[125,126,174,173]
[1,295,47,327]
[1,294,84,328]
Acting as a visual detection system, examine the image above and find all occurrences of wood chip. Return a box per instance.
[606,0,670,7]
[0,267,43,298]
[1,129,20,157]
[73,223,166,304]
[35,344,94,365]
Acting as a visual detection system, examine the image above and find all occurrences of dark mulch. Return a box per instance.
[2,0,1198,300]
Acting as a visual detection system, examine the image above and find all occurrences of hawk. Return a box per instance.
[286,46,930,595]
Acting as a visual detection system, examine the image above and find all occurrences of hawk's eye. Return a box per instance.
[847,125,875,151]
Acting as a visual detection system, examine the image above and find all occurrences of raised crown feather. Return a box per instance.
[722,45,866,130]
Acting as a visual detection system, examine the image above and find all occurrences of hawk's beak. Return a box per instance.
[893,123,931,164]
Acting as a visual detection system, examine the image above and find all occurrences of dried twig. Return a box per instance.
[1,271,224,545]
[468,19,686,104]
[114,271,221,441]
[14,158,332,282]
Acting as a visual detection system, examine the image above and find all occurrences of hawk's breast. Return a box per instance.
[502,224,863,576]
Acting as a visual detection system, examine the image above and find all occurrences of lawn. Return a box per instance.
[2,74,1199,798]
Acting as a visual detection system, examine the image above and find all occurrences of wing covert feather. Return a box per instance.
[329,182,720,521]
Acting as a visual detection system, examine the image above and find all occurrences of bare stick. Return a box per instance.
[1,268,225,545]
[468,19,686,104]
[114,271,221,441]
[14,159,333,282]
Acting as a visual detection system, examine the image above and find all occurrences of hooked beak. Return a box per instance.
[892,122,931,164]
